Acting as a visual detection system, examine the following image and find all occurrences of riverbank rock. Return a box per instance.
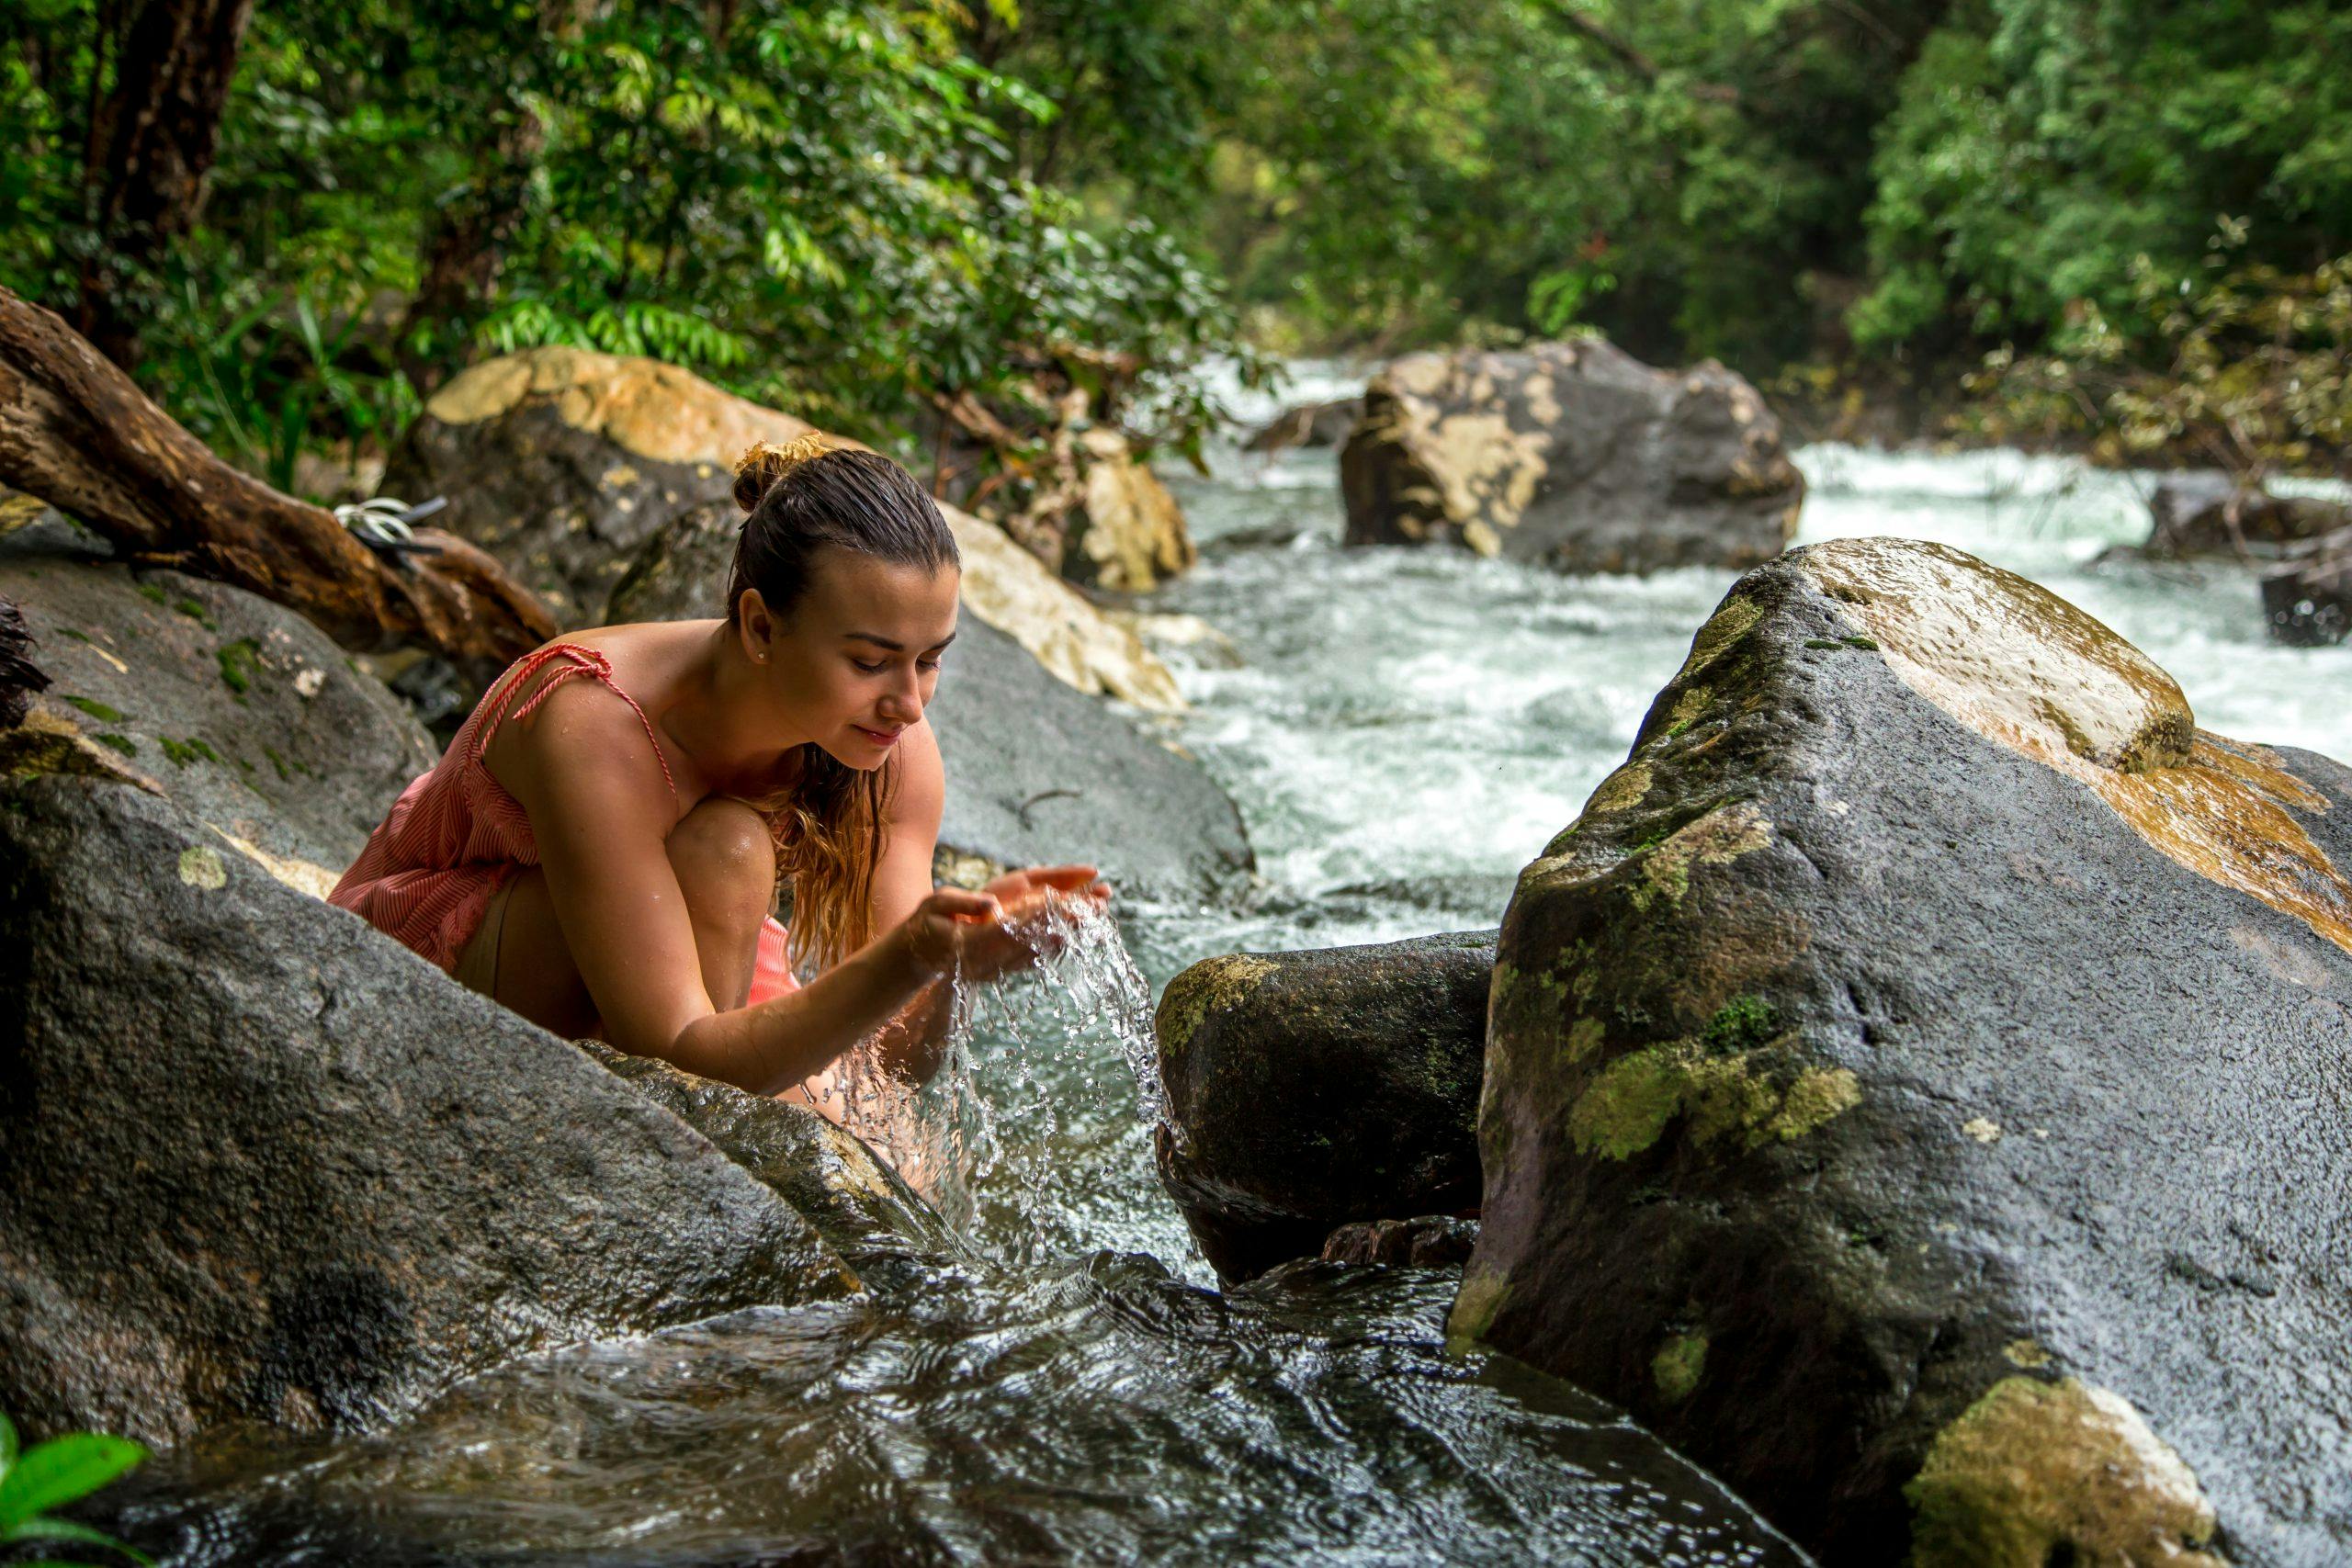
[1242,396,1363,454]
[1340,339,1803,573]
[390,346,1181,712]
[0,773,854,1449]
[579,1041,952,1285]
[2142,472,2351,561]
[608,502,1253,903]
[2262,527,2352,646]
[1455,536,2352,1563]
[1153,931,1492,1281]
[0,554,436,891]
[1004,412,1196,592]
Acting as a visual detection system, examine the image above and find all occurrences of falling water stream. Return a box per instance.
[94,362,2352,1564]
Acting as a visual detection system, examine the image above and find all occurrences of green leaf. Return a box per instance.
[4,1513,155,1565]
[0,1433,149,1530]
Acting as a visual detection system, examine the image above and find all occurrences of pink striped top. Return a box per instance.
[330,641,797,1006]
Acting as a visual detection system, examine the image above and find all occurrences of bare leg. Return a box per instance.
[454,797,775,1041]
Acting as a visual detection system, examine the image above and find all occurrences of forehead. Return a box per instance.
[799,546,959,642]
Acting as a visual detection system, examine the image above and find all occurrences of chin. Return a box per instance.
[817,737,888,773]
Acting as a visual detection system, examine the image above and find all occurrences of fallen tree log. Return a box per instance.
[0,286,554,679]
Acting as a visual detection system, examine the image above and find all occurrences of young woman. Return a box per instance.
[329,432,1108,1114]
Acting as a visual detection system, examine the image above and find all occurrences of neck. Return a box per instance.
[664,621,808,795]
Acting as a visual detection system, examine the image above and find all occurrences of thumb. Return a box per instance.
[929,887,1001,921]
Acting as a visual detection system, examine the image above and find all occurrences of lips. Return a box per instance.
[854,725,904,747]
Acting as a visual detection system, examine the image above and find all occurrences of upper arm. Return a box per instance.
[495,682,713,1056]
[869,717,944,936]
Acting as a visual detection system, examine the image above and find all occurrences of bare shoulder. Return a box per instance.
[886,717,945,831]
[484,666,674,824]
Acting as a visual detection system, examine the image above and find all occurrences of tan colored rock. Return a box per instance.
[395,348,1181,710]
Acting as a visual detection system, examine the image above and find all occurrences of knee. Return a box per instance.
[668,798,775,926]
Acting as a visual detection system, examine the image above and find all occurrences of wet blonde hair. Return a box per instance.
[729,432,958,972]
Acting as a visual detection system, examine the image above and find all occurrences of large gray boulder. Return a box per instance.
[1457,536,2352,1564]
[1340,338,1803,573]
[0,555,436,891]
[608,503,1255,905]
[0,773,856,1449]
[1152,931,1492,1281]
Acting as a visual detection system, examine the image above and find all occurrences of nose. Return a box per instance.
[879,664,923,722]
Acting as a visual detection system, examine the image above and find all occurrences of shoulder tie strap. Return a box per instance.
[470,644,681,809]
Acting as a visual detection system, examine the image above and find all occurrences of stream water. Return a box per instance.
[97,363,2352,1565]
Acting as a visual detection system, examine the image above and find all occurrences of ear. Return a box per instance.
[736,588,777,663]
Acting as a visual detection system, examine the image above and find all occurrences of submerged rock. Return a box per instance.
[1340,339,1802,573]
[1456,536,2352,1562]
[1006,417,1196,593]
[2262,526,2352,647]
[0,774,854,1449]
[0,555,435,891]
[392,346,1182,712]
[1319,1215,1478,1268]
[1153,931,1492,1281]
[608,500,1254,904]
[2142,472,2350,561]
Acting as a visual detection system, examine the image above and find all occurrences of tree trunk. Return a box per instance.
[395,107,546,396]
[0,287,554,682]
[75,0,256,368]
[0,595,49,728]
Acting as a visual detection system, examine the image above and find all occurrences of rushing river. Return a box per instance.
[102,364,2352,1564]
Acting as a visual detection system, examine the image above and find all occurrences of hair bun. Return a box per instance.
[734,431,846,513]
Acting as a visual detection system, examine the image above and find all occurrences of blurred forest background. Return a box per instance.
[5,0,2347,503]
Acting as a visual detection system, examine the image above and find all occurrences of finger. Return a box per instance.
[931,888,1001,920]
[1023,864,1101,890]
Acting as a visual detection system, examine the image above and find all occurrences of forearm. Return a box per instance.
[866,977,956,1086]
[666,922,937,1096]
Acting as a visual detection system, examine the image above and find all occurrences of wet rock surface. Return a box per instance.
[1319,1215,1478,1268]
[0,555,436,890]
[1154,930,1492,1282]
[395,346,1182,711]
[2142,472,2351,560]
[1455,536,2352,1563]
[2263,526,2352,646]
[579,1041,952,1287]
[0,774,855,1449]
[609,501,1254,904]
[1340,338,1803,573]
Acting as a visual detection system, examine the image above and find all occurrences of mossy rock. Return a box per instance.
[1458,536,2352,1562]
[1153,930,1493,1281]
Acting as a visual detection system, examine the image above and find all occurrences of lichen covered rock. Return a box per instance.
[1340,339,1802,573]
[0,774,854,1449]
[1153,931,1492,1281]
[1455,536,2352,1562]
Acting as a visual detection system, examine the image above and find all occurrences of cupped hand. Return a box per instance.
[903,864,1112,985]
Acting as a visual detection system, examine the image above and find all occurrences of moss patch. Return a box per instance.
[1652,1334,1707,1403]
[1584,760,1654,818]
[157,736,220,769]
[1569,1034,1860,1161]
[1155,953,1281,1065]
[216,637,263,699]
[1674,593,1762,685]
[1905,1377,2222,1568]
[1629,801,1773,911]
[94,732,137,757]
[60,694,124,722]
[1447,1264,1512,1345]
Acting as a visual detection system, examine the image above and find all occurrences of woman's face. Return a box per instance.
[740,546,960,770]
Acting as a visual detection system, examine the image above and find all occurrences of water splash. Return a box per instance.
[820,900,1169,1263]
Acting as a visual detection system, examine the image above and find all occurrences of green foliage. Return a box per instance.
[1962,230,2352,479]
[0,1410,153,1565]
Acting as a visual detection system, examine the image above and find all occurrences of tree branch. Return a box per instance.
[0,286,555,682]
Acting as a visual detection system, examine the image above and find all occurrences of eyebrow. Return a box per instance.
[844,630,957,653]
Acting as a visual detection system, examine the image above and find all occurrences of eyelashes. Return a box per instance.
[854,659,943,675]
